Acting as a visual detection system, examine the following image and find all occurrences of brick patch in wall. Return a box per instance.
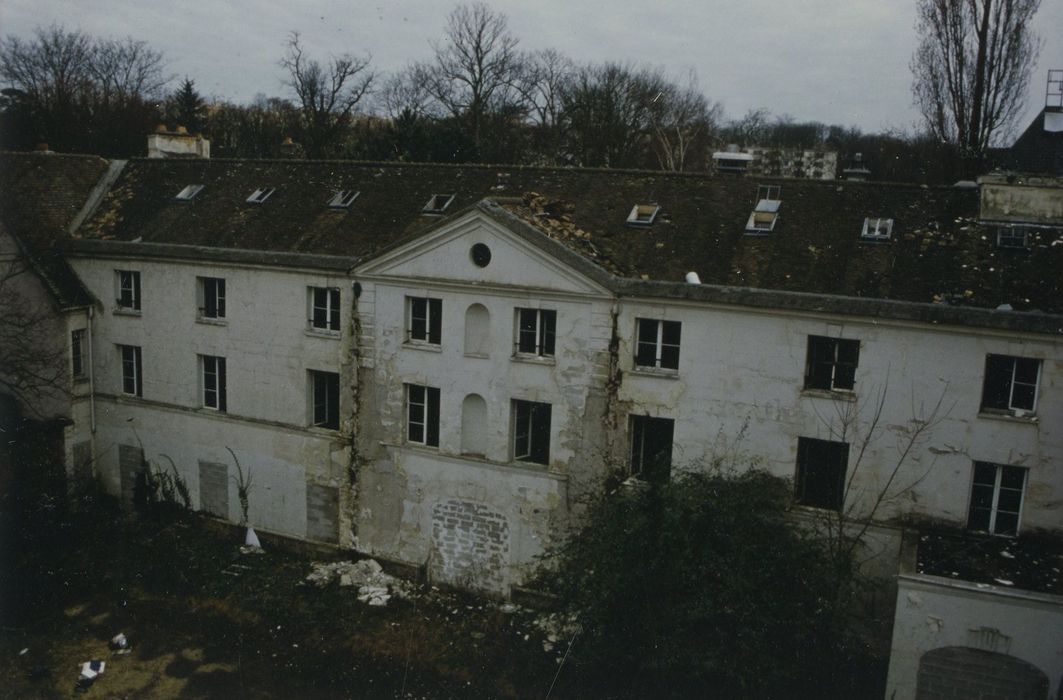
[306,483,339,544]
[430,499,510,594]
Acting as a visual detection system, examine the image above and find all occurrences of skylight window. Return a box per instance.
[627,204,660,226]
[422,194,455,215]
[175,184,204,201]
[328,190,360,209]
[861,217,893,242]
[246,187,275,204]
[996,226,1030,249]
[745,188,781,234]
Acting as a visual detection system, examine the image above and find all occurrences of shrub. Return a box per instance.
[539,469,860,698]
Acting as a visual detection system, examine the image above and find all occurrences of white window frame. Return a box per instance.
[967,462,1027,536]
[119,344,142,397]
[246,187,275,204]
[309,286,341,333]
[115,270,141,311]
[197,276,226,320]
[514,308,557,358]
[861,217,893,241]
[328,190,360,209]
[634,318,681,371]
[626,204,660,226]
[200,354,227,411]
[981,354,1041,415]
[996,225,1030,249]
[175,184,204,201]
[406,296,442,345]
[422,193,455,215]
[405,383,440,447]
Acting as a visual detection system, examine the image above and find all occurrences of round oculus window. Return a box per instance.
[470,243,492,267]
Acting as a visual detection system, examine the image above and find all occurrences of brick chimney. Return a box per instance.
[147,125,210,159]
[277,136,305,160]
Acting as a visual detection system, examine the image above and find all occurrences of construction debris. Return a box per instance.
[305,559,412,606]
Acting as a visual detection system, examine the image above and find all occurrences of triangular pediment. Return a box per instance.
[355,206,613,296]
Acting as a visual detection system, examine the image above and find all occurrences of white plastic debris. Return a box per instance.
[999,550,1015,559]
[305,558,411,605]
[109,633,131,655]
[244,527,262,549]
[993,578,1014,586]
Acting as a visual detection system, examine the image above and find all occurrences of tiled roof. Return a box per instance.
[0,152,110,308]
[74,158,1062,314]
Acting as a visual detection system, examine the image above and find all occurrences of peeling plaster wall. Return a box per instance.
[980,178,1063,224]
[614,300,1063,533]
[353,271,613,593]
[68,255,356,544]
[885,574,1063,700]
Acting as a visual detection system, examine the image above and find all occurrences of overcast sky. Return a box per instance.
[2,0,1061,137]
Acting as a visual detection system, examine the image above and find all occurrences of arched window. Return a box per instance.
[464,304,490,357]
[461,394,488,456]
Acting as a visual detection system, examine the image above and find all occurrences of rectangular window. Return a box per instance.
[405,384,440,447]
[967,462,1026,536]
[513,399,551,465]
[201,355,227,411]
[246,187,275,204]
[407,296,442,345]
[198,277,226,319]
[626,204,660,226]
[804,336,860,391]
[310,287,341,332]
[71,329,86,379]
[175,184,204,201]
[328,190,359,209]
[516,308,556,357]
[981,355,1041,414]
[996,226,1030,249]
[422,194,455,214]
[635,319,681,371]
[630,415,674,483]
[310,370,340,430]
[861,217,893,241]
[116,270,141,311]
[119,344,142,397]
[795,437,848,510]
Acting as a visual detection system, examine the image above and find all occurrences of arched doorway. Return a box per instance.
[916,646,1048,700]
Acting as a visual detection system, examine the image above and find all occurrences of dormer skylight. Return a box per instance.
[246,187,275,204]
[422,193,455,215]
[627,204,660,226]
[175,184,204,201]
[996,225,1030,249]
[861,217,893,241]
[328,190,360,209]
[745,186,781,234]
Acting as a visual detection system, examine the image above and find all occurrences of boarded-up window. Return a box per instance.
[118,443,145,507]
[464,304,490,356]
[306,483,339,543]
[461,394,488,456]
[198,460,229,519]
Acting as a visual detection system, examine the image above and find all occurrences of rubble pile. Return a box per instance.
[304,559,413,606]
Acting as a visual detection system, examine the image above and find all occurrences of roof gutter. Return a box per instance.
[63,239,358,272]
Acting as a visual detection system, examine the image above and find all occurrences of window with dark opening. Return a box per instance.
[407,297,442,345]
[119,344,142,397]
[513,399,551,465]
[804,336,859,391]
[406,384,440,447]
[516,308,556,357]
[967,461,1026,536]
[635,319,681,371]
[71,329,85,379]
[198,277,226,319]
[630,415,674,483]
[310,370,339,429]
[201,355,227,411]
[981,354,1041,414]
[422,194,455,214]
[116,270,141,311]
[795,437,848,510]
[328,190,360,209]
[310,287,341,332]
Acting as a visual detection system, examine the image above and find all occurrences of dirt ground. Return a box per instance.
[0,457,575,700]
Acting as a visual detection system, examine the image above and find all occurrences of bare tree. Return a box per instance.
[646,69,723,171]
[911,0,1042,157]
[378,65,437,120]
[0,24,167,155]
[280,32,374,158]
[420,2,522,154]
[514,48,574,164]
[0,253,68,418]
